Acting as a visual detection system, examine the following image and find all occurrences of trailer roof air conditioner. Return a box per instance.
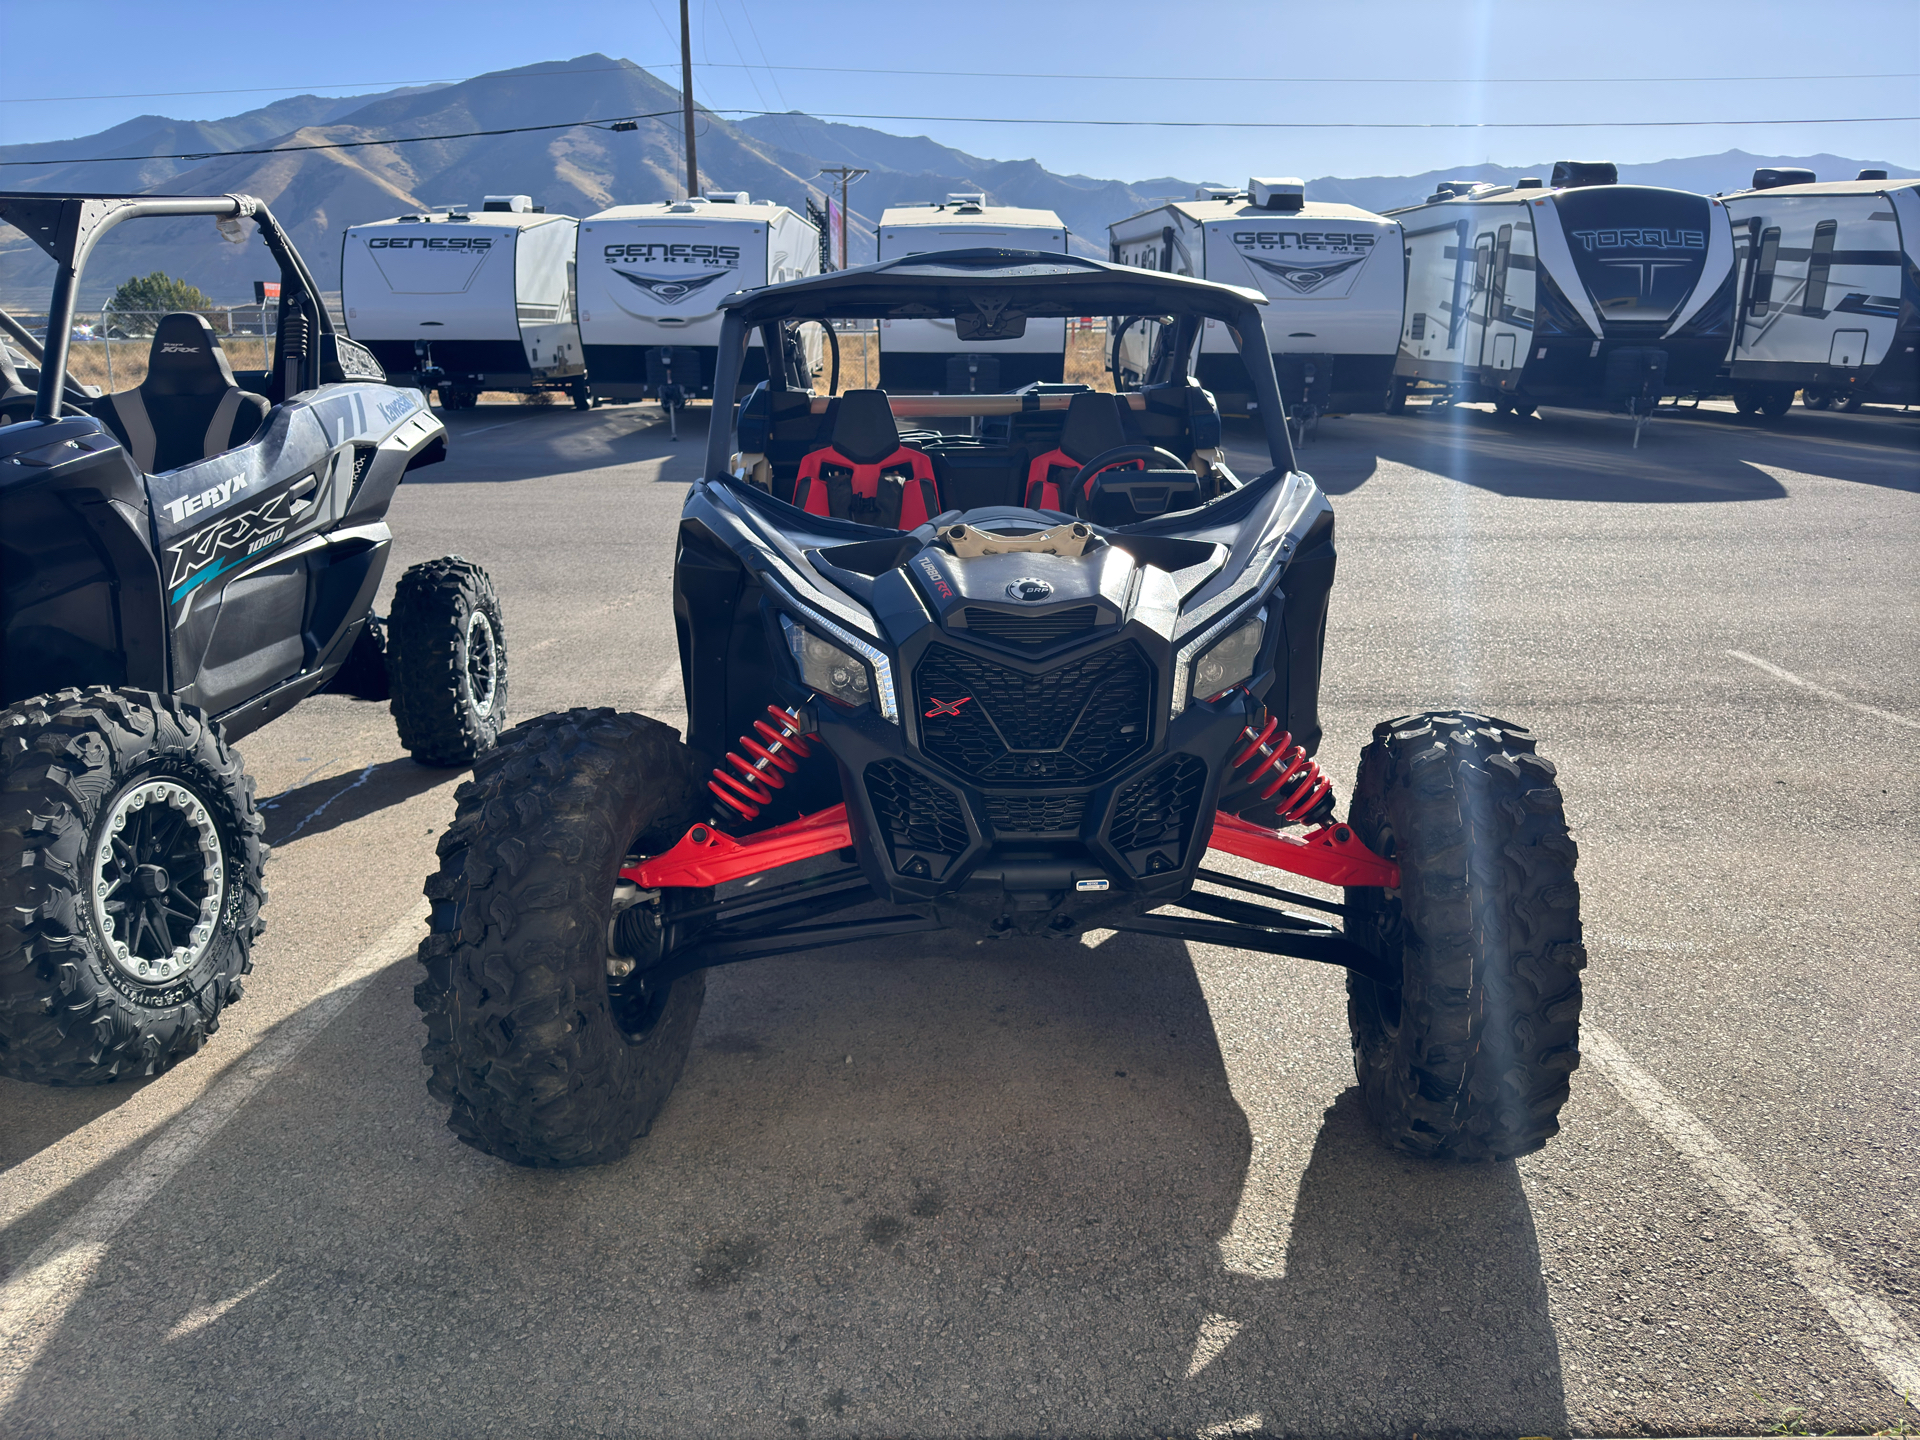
[483,195,534,213]
[1751,168,1817,190]
[702,192,750,204]
[945,192,987,207]
[1427,181,1493,202]
[1857,169,1889,181]
[1248,177,1305,211]
[1550,161,1618,188]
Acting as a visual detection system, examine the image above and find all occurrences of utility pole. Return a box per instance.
[679,0,698,199]
[814,166,868,268]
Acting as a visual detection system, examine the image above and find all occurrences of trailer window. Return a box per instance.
[1750,227,1782,315]
[1473,235,1493,294]
[1805,220,1837,312]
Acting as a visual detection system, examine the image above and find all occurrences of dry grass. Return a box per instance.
[60,325,1113,401]
[65,337,271,393]
[812,328,1113,395]
[1065,327,1115,391]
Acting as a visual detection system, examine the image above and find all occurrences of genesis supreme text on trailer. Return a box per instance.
[1108,179,1404,428]
[575,193,819,403]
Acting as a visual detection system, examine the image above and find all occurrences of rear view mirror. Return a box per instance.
[954,310,1026,341]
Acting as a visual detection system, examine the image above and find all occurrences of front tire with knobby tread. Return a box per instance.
[387,556,507,767]
[1344,710,1586,1161]
[0,689,268,1085]
[414,708,709,1168]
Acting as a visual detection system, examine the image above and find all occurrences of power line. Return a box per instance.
[699,63,1920,86]
[5,64,1915,105]
[0,110,685,166]
[0,64,674,105]
[6,104,1912,169]
[782,110,1919,131]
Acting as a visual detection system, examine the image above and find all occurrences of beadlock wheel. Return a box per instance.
[464,609,500,719]
[89,778,226,986]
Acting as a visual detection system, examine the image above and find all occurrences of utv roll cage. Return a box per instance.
[0,191,371,422]
[703,250,1299,478]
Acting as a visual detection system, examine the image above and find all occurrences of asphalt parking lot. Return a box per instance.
[2,395,1915,1439]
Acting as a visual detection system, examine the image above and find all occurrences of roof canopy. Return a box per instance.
[719,249,1268,325]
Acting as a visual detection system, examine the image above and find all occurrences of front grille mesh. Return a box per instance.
[865,761,969,864]
[985,793,1088,836]
[915,641,1152,784]
[961,605,1099,646]
[1110,755,1208,865]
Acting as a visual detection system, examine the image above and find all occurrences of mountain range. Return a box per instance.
[1,53,1911,308]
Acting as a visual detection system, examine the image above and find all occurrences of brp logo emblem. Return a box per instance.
[1006,578,1053,602]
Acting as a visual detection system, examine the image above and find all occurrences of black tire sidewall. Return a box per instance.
[0,689,266,1084]
[416,709,708,1167]
[1343,712,1585,1161]
[387,559,508,767]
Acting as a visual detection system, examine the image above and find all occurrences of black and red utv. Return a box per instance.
[416,251,1586,1169]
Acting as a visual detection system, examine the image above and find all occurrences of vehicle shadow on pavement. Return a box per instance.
[0,1075,157,1182]
[1200,1087,1568,1436]
[0,930,1567,1439]
[1282,404,1916,502]
[405,404,711,486]
[257,754,456,848]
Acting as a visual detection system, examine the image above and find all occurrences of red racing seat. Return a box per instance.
[793,389,940,530]
[1024,391,1141,511]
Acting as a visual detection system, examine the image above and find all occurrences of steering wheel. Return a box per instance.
[1059,443,1188,518]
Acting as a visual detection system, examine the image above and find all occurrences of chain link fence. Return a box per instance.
[5,301,347,394]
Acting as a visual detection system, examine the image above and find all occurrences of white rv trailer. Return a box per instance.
[575,194,818,402]
[341,196,586,409]
[875,198,1070,392]
[1385,162,1738,416]
[1109,179,1404,424]
[1722,168,1920,413]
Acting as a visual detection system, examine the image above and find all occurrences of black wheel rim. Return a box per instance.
[464,609,499,718]
[88,777,226,985]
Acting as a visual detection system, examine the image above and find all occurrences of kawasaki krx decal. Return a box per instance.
[164,484,300,603]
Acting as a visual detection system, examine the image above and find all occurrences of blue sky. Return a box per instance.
[3,0,1914,178]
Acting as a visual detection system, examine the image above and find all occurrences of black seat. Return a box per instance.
[1132,379,1223,457]
[100,314,270,473]
[1024,392,1134,509]
[0,344,34,426]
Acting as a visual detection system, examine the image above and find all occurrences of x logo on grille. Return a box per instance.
[923,695,972,719]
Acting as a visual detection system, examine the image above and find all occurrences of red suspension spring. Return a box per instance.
[709,705,815,821]
[1227,714,1334,825]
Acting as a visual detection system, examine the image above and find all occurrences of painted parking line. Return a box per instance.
[0,906,426,1404]
[1585,1026,1920,1403]
[1728,649,1920,730]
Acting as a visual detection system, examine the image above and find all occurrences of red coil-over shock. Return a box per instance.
[709,705,815,821]
[1224,708,1335,826]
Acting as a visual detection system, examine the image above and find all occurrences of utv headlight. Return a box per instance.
[781,615,874,709]
[1190,613,1265,702]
